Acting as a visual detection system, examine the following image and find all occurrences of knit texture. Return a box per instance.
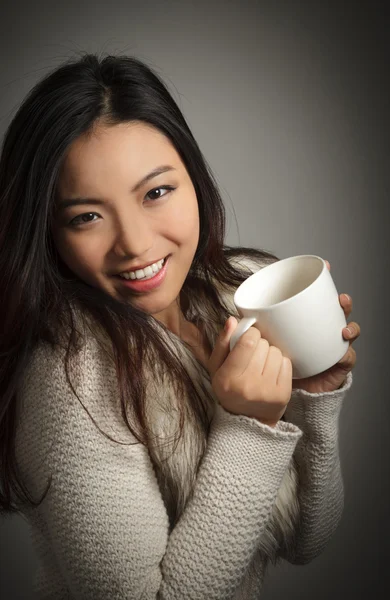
[13,257,353,599]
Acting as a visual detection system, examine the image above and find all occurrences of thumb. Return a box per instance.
[208,316,237,379]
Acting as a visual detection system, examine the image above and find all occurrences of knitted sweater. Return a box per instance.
[14,257,353,599]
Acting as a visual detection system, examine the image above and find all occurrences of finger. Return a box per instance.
[243,336,272,380]
[340,293,353,318]
[218,326,262,380]
[261,345,284,380]
[208,316,237,378]
[325,259,331,270]
[336,345,356,371]
[244,342,292,395]
[342,321,361,341]
[277,356,293,388]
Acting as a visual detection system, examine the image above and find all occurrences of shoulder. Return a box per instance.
[18,320,116,409]
[15,322,129,464]
[14,326,143,507]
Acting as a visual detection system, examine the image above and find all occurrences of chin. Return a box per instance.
[127,292,178,316]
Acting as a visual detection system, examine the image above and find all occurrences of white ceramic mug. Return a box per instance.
[229,255,349,379]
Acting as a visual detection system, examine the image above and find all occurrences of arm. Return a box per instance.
[279,370,353,564]
[16,339,303,600]
[222,252,354,564]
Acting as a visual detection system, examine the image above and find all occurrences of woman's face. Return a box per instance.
[51,121,200,320]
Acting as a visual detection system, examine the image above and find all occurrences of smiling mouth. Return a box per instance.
[116,256,168,281]
[111,254,170,293]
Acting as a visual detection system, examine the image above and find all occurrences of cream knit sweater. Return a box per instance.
[14,258,353,599]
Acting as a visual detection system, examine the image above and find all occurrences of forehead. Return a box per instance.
[59,121,180,186]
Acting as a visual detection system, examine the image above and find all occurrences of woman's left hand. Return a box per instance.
[291,260,360,394]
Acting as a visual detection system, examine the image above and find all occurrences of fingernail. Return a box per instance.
[343,294,351,302]
[346,327,354,336]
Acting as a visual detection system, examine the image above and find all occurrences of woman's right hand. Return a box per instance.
[208,316,293,427]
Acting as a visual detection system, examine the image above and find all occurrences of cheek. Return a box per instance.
[54,232,104,278]
[167,195,200,244]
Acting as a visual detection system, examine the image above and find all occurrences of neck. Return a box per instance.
[153,297,187,337]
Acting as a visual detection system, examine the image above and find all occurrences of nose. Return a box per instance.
[112,208,154,259]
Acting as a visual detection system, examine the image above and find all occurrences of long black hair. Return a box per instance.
[0,52,278,528]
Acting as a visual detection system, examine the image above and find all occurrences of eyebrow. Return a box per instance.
[56,165,176,212]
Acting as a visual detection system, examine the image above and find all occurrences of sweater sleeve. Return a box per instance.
[15,340,303,600]
[278,370,353,564]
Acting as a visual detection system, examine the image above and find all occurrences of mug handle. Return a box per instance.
[229,317,257,352]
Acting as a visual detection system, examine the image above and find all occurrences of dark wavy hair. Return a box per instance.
[0,52,278,526]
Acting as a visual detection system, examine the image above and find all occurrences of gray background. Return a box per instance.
[0,0,388,598]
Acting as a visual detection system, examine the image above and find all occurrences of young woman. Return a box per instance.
[0,53,360,599]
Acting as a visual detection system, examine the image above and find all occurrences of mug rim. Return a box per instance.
[234,254,326,311]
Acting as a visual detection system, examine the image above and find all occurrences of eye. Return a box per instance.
[68,186,175,228]
[145,185,175,201]
[68,212,100,227]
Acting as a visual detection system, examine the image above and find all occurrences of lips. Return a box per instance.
[116,256,167,276]
[114,255,170,293]
[118,257,166,280]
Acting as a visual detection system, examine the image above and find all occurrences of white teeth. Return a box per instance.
[119,258,165,281]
